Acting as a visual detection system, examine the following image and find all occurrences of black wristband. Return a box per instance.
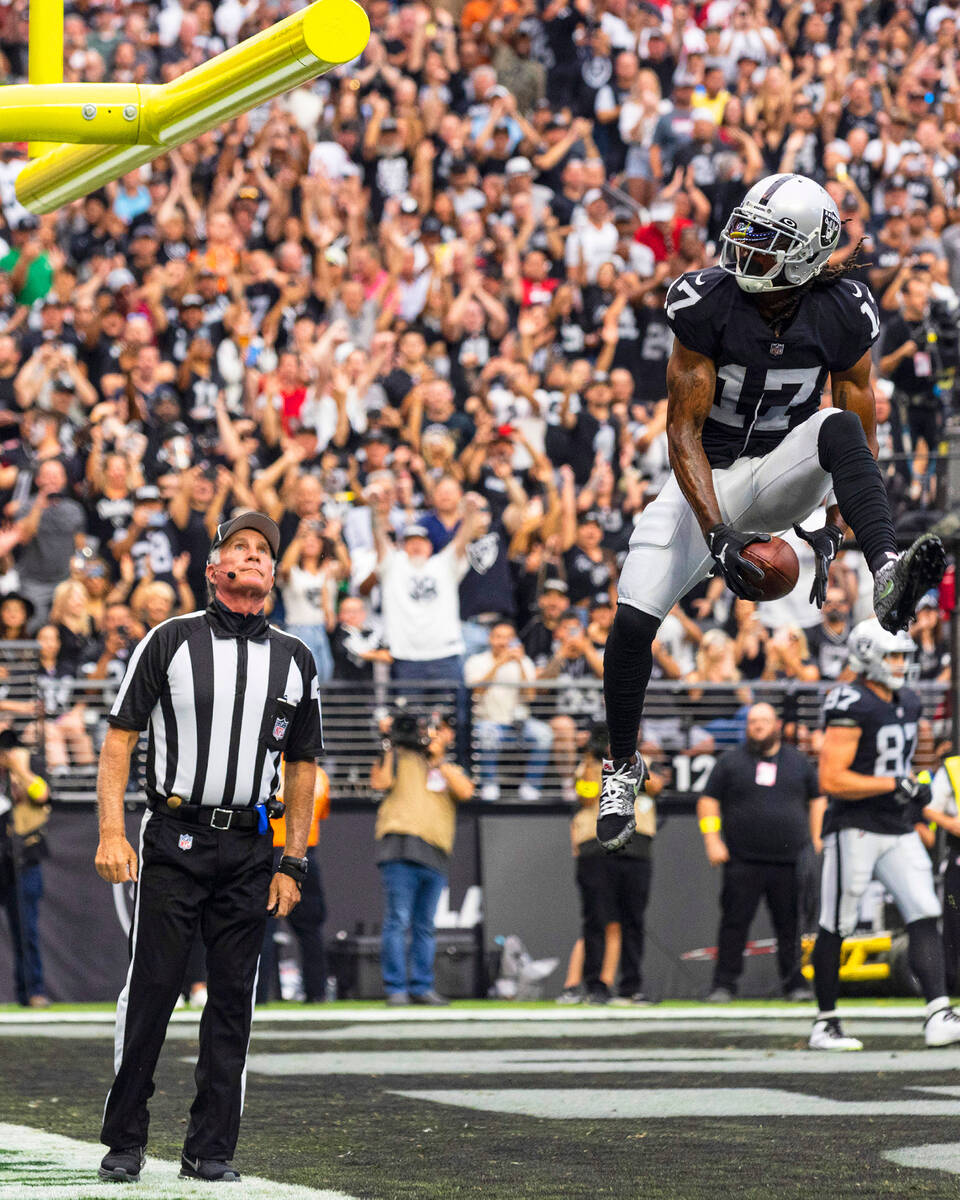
[278,855,308,889]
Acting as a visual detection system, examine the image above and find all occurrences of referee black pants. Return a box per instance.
[713,857,804,995]
[101,810,273,1160]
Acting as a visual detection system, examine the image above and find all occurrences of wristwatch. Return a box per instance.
[277,854,309,889]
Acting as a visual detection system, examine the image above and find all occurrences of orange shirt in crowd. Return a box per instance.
[271,766,330,848]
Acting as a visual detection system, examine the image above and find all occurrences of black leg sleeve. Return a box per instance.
[817,411,898,573]
[812,926,843,1013]
[907,916,948,1004]
[603,604,661,762]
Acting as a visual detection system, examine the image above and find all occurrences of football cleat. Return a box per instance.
[873,533,946,633]
[808,1016,863,1051]
[924,1005,960,1047]
[597,753,647,851]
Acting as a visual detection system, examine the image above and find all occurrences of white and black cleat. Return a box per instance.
[597,753,647,851]
[874,533,947,633]
[808,1016,863,1051]
[924,1005,960,1047]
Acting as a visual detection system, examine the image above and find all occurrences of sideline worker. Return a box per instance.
[697,703,825,1002]
[94,511,324,1184]
[923,753,960,992]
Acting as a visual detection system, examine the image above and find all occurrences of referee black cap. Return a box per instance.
[210,511,281,559]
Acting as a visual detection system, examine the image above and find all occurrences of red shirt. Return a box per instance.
[634,217,694,263]
[520,276,559,307]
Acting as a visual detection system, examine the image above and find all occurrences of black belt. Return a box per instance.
[148,799,260,831]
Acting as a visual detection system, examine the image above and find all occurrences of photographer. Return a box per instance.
[370,711,474,1006]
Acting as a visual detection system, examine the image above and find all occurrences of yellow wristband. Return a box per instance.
[699,816,722,835]
[575,780,600,799]
[26,776,47,801]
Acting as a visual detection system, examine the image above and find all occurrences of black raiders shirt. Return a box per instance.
[664,266,880,468]
[821,681,923,836]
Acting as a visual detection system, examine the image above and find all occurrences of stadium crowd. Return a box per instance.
[0,0,952,796]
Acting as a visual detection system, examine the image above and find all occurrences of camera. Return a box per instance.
[389,711,432,754]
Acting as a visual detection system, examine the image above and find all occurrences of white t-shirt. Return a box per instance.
[281,565,336,626]
[379,542,468,660]
[565,221,619,283]
[464,650,537,723]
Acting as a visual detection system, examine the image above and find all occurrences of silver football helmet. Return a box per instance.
[719,173,841,293]
[847,618,916,691]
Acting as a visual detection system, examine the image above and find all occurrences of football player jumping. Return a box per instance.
[599,174,946,852]
[809,620,960,1050]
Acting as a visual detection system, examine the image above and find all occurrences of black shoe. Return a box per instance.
[98,1146,145,1182]
[179,1154,241,1182]
[598,753,647,851]
[409,989,450,1006]
[874,533,946,632]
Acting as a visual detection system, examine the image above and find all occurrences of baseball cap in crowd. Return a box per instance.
[106,267,136,291]
[51,374,76,393]
[449,157,471,175]
[402,523,430,541]
[380,117,399,132]
[422,215,444,236]
[131,224,158,239]
[516,17,537,35]
[364,428,392,445]
[650,201,675,222]
[180,293,204,309]
[134,485,162,503]
[541,579,568,595]
[12,214,39,233]
[916,592,940,612]
[583,188,605,206]
[673,71,697,88]
[579,510,603,526]
[236,186,261,203]
[494,120,511,134]
[590,593,613,609]
[210,512,281,558]
[505,156,534,176]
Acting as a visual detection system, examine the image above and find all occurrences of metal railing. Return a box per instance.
[35,673,951,809]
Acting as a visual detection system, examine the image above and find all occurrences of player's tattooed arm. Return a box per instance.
[830,350,879,460]
[665,341,722,537]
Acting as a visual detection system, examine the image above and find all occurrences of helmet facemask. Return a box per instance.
[719,205,821,293]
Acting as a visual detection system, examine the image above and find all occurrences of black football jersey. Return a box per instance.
[664,266,880,468]
[820,681,923,836]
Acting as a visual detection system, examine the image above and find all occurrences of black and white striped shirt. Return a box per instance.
[108,607,324,808]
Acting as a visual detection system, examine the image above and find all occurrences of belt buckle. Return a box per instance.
[210,809,233,831]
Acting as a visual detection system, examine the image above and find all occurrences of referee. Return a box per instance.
[94,511,323,1184]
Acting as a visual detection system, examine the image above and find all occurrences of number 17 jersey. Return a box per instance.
[663,266,880,469]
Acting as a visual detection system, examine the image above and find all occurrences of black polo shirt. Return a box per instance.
[703,742,820,863]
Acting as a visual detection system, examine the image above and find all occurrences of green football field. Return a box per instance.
[1,1001,959,1199]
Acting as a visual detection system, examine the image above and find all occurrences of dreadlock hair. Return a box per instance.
[752,237,872,331]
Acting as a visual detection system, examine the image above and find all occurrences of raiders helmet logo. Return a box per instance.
[820,209,840,247]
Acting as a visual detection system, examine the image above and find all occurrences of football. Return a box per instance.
[741,536,800,602]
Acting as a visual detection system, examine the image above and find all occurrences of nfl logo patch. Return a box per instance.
[273,715,289,740]
[770,342,784,357]
[178,832,193,851]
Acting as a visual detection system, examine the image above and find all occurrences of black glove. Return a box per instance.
[892,776,932,808]
[706,524,771,601]
[793,523,843,607]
